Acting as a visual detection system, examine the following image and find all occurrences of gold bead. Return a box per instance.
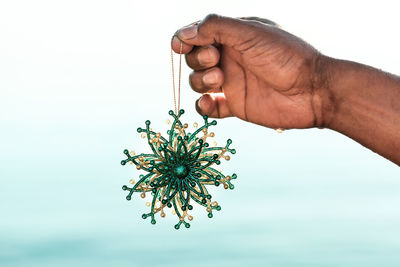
[138,156,144,161]
[206,207,212,212]
[210,132,215,137]
[211,201,218,206]
[226,175,231,180]
[129,150,136,156]
[141,192,146,198]
[129,161,133,165]
[161,212,166,218]
[224,155,230,161]
[156,132,161,138]
[183,123,188,128]
[136,165,141,170]
[145,202,151,207]
[193,122,198,128]
[224,184,229,189]
[213,141,218,146]
[188,215,193,221]
[141,133,146,138]
[129,179,135,184]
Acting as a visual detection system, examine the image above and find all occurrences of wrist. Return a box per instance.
[310,54,337,128]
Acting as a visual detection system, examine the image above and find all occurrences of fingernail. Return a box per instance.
[178,25,198,40]
[197,96,205,112]
[202,71,217,85]
[198,47,212,65]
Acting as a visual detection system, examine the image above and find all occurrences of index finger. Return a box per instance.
[171,35,194,54]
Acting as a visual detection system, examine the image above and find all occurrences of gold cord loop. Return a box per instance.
[171,41,183,116]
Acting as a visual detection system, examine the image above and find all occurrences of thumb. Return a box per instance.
[175,14,256,48]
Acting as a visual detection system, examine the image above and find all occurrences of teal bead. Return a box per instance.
[173,164,189,179]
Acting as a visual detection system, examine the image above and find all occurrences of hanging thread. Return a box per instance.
[170,41,183,116]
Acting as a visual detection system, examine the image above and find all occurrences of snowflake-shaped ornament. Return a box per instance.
[121,109,237,229]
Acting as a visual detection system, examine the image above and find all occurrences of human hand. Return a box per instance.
[171,14,332,129]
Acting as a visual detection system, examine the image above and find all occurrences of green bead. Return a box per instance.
[173,164,189,179]
[208,213,213,218]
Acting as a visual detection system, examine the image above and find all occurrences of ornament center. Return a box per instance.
[173,164,189,179]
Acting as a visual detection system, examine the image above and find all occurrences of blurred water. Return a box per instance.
[1,116,399,267]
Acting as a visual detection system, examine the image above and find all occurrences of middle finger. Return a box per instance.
[185,45,220,71]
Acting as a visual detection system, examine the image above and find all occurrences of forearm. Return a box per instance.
[324,58,400,165]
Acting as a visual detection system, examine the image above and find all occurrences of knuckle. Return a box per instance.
[203,13,222,25]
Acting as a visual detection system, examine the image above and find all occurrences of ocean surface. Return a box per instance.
[1,117,399,267]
